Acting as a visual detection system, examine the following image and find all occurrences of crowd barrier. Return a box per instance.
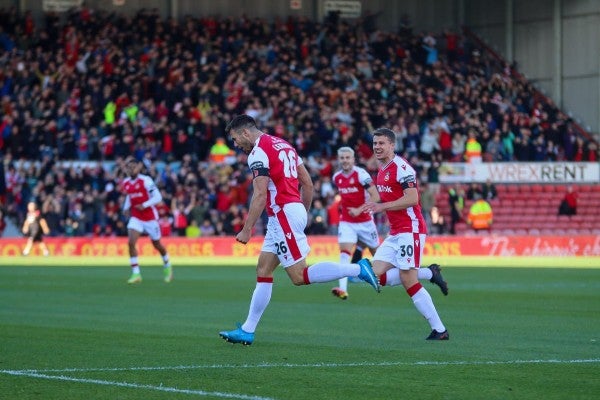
[1,235,599,257]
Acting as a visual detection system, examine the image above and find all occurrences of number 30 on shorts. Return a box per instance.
[399,245,414,257]
[275,241,288,255]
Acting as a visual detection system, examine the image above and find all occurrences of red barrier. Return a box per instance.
[2,235,600,257]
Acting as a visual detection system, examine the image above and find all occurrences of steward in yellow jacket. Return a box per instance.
[467,197,493,230]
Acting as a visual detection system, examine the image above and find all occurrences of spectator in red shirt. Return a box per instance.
[326,194,341,235]
[215,184,234,212]
[558,186,578,216]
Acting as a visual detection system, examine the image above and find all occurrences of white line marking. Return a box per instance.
[2,370,274,400]
[4,358,599,374]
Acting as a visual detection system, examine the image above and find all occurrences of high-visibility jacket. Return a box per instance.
[465,138,482,162]
[467,199,493,230]
[209,139,234,163]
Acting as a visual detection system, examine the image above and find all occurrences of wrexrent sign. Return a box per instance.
[2,236,600,257]
[439,162,599,183]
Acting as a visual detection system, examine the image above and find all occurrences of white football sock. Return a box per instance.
[418,267,432,280]
[242,282,272,333]
[338,251,351,291]
[411,286,446,332]
[130,257,140,274]
[306,261,360,283]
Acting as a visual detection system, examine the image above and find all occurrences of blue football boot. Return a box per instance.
[357,259,380,293]
[219,323,254,345]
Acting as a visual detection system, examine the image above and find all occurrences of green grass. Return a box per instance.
[0,263,599,399]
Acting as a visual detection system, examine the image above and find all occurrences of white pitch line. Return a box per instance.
[2,370,274,400]
[4,358,599,374]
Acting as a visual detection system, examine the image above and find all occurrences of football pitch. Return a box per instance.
[1,258,599,399]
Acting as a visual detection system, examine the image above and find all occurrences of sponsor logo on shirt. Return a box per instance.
[377,185,393,193]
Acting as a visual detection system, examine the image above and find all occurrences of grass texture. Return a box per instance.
[0,261,599,399]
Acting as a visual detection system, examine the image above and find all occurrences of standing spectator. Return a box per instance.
[419,125,440,161]
[481,179,497,200]
[448,185,464,235]
[464,129,482,163]
[485,132,504,161]
[209,137,234,163]
[430,206,446,235]
[171,200,189,236]
[426,153,442,195]
[420,183,435,231]
[158,209,173,237]
[199,218,216,236]
[326,194,341,235]
[185,219,201,238]
[466,194,493,232]
[308,199,328,234]
[558,186,578,216]
[451,132,466,162]
[466,183,482,200]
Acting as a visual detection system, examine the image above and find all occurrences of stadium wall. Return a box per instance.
[2,236,600,257]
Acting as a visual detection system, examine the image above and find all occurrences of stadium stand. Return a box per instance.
[0,8,598,237]
[435,184,600,236]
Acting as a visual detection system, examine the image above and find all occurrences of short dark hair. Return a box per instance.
[372,127,396,143]
[226,115,257,133]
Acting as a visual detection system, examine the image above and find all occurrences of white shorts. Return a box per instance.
[373,232,426,270]
[338,220,380,249]
[127,217,162,241]
[262,203,310,268]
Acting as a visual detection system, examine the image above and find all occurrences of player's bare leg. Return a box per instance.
[152,239,172,282]
[127,229,142,284]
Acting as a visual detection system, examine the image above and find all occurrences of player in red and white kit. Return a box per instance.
[219,115,379,345]
[122,158,172,284]
[331,147,448,300]
[331,147,381,299]
[363,128,449,340]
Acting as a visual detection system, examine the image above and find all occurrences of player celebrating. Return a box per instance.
[121,158,172,284]
[331,147,448,300]
[362,128,449,340]
[218,115,379,346]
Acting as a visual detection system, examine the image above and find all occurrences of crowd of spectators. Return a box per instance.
[0,7,598,237]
